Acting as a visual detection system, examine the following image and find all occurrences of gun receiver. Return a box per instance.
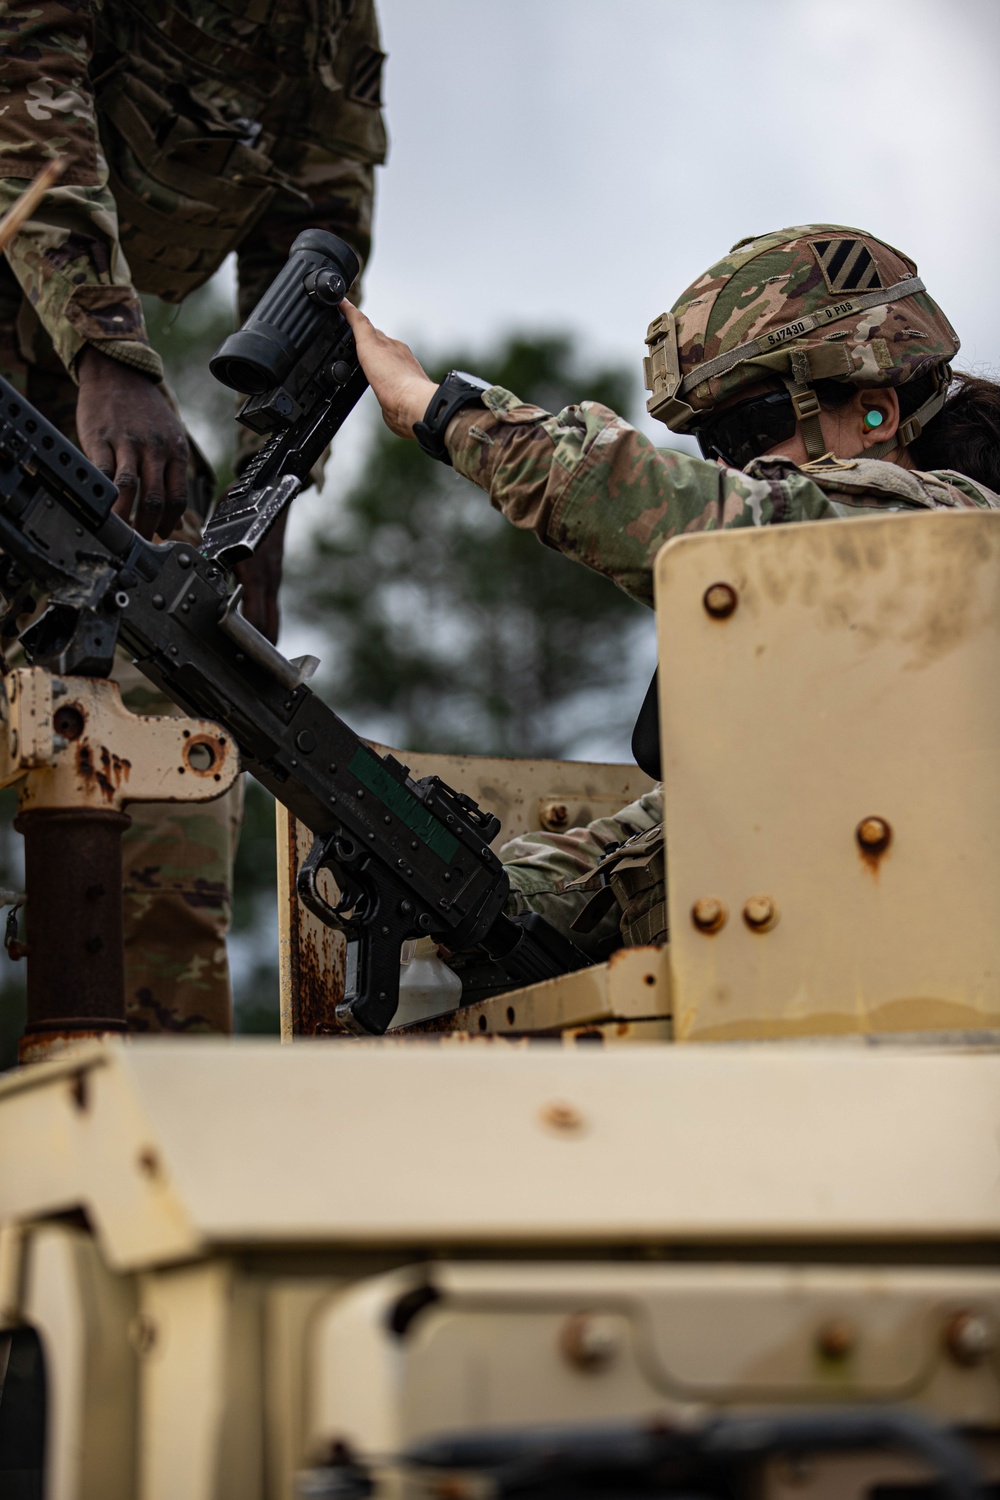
[202,228,369,569]
[0,375,591,1034]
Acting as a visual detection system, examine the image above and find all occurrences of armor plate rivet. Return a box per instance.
[856,816,891,855]
[692,896,726,933]
[703,581,738,618]
[743,895,778,931]
[540,800,570,832]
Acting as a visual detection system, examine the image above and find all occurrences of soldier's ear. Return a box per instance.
[855,388,900,450]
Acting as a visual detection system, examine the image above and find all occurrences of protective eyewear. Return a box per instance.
[694,390,798,469]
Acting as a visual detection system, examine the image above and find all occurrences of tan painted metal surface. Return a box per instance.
[306,1262,1000,1457]
[0,667,238,811]
[391,942,671,1037]
[656,510,1000,1041]
[3,1038,1000,1269]
[277,751,656,1036]
[20,1223,136,1500]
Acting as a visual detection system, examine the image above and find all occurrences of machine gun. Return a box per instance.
[0,369,590,1035]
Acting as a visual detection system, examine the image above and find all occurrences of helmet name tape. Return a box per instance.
[763,299,855,349]
[811,238,884,293]
[679,274,925,395]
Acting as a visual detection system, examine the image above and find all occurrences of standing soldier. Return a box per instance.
[0,0,386,1032]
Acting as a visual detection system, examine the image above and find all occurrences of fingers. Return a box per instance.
[160,434,190,539]
[340,300,438,438]
[88,437,116,484]
[134,440,168,540]
[339,296,365,329]
[110,429,189,539]
[75,354,192,536]
[110,440,139,523]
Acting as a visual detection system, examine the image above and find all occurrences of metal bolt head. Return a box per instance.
[945,1310,996,1366]
[560,1312,621,1372]
[703,581,738,619]
[691,896,727,933]
[816,1317,856,1361]
[856,816,891,855]
[540,800,570,832]
[742,895,778,932]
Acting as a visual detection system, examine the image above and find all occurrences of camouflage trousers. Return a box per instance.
[0,259,240,1033]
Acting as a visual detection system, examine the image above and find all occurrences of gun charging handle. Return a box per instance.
[210,229,360,396]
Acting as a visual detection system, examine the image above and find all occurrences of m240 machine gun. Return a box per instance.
[0,233,590,1035]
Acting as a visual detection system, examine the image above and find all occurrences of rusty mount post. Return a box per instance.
[14,806,132,1049]
[0,668,240,1064]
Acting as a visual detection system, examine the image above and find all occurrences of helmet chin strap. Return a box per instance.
[782,347,832,461]
[784,380,829,459]
[847,370,952,461]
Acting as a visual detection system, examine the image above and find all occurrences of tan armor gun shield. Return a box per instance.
[656,508,1000,1041]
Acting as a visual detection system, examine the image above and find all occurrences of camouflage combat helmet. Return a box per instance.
[644,225,959,460]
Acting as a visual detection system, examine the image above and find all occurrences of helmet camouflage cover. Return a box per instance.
[644,225,959,456]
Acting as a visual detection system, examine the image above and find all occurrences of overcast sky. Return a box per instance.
[362,0,1000,436]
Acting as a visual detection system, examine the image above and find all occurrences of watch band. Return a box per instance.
[413,370,490,465]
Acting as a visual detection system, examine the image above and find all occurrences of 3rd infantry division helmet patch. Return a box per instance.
[810,236,884,294]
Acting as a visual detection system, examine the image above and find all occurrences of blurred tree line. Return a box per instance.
[0,275,652,1060]
[289,334,648,758]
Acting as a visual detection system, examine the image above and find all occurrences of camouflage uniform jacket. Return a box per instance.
[0,0,386,378]
[447,385,1000,940]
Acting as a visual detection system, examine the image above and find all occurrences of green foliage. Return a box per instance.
[289,333,649,757]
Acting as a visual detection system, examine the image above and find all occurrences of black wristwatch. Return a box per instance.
[413,370,490,465]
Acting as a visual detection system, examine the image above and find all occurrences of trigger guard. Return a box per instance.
[296,834,374,931]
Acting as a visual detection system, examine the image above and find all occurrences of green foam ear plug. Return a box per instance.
[864,410,884,430]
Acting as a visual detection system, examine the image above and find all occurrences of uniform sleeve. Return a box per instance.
[501,787,664,899]
[496,787,663,958]
[447,388,851,608]
[0,1,160,380]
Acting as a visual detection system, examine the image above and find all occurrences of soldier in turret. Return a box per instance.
[344,225,1000,956]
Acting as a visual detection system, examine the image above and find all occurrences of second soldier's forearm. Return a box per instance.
[0,0,158,379]
[0,180,161,382]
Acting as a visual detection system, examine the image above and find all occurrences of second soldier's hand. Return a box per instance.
[76,346,190,540]
[340,300,437,439]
